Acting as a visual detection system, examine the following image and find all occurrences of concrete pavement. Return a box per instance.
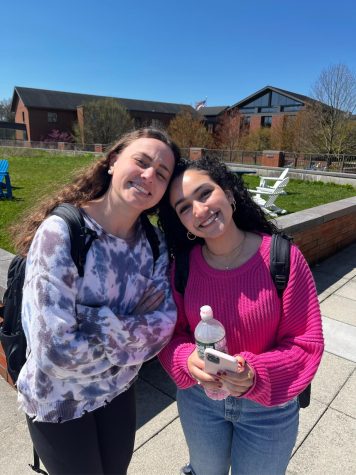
[0,242,355,475]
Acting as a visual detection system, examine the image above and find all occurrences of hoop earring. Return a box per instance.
[231,200,236,213]
[187,231,196,241]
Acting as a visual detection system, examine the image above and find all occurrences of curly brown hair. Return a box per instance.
[12,128,181,255]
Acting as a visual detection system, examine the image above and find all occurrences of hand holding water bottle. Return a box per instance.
[193,305,229,399]
[192,305,255,399]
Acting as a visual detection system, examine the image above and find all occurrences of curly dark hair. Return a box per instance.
[157,156,279,259]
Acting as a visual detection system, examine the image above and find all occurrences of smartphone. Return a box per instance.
[204,348,238,375]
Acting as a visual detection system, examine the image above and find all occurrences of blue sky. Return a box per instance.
[2,0,355,108]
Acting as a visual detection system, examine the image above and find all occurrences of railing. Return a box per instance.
[283,152,356,173]
[0,139,106,154]
[1,140,356,174]
[204,149,356,174]
[204,149,264,165]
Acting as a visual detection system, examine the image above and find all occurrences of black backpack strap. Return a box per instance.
[174,249,191,295]
[270,234,291,298]
[298,383,311,409]
[141,214,160,265]
[270,234,311,408]
[51,204,98,277]
[29,447,48,474]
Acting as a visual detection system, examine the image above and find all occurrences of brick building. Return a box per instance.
[10,86,196,142]
[228,85,314,131]
[9,85,319,144]
[198,106,228,133]
[198,86,316,136]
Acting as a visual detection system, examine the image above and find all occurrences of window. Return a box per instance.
[240,107,255,114]
[48,112,57,123]
[271,92,302,108]
[261,116,272,128]
[22,111,25,122]
[208,124,214,133]
[151,119,162,128]
[281,105,303,112]
[241,116,251,130]
[245,92,270,108]
[259,107,278,113]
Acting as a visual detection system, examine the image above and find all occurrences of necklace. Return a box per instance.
[203,232,246,270]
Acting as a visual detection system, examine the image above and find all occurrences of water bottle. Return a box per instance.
[194,305,229,400]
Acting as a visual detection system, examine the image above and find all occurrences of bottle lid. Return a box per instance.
[200,305,213,321]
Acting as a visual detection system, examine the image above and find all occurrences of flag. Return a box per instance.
[195,99,207,111]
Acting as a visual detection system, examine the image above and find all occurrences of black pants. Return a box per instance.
[26,385,136,475]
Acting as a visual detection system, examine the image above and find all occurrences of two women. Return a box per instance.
[158,156,324,475]
[15,128,181,474]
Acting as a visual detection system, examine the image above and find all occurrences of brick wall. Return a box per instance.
[1,197,356,385]
[292,213,356,264]
[261,150,284,167]
[249,115,261,132]
[277,197,356,265]
[14,99,29,141]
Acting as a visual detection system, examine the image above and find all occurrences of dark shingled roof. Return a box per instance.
[198,106,228,117]
[11,86,196,115]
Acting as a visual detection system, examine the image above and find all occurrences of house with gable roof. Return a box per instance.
[10,86,196,142]
[228,85,317,132]
[197,86,317,136]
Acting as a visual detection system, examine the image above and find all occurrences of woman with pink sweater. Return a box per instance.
[158,156,324,475]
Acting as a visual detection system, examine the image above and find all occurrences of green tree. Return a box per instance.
[167,111,214,149]
[74,98,134,145]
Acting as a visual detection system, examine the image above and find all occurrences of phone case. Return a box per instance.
[204,348,237,375]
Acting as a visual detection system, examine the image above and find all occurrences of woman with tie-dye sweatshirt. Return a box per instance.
[14,128,180,475]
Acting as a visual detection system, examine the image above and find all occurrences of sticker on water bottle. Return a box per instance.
[196,336,227,360]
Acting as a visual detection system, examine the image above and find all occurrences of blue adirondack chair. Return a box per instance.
[0,159,13,199]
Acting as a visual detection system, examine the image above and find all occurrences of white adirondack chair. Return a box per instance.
[249,176,289,196]
[249,177,289,217]
[257,168,289,194]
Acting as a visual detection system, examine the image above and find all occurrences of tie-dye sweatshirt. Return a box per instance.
[17,212,177,423]
[159,234,324,406]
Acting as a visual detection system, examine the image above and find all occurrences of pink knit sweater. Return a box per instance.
[159,234,324,406]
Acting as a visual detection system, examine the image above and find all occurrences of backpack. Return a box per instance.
[174,233,311,409]
[0,204,160,384]
[0,204,160,474]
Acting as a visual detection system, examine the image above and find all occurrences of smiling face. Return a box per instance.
[169,169,235,240]
[109,137,175,213]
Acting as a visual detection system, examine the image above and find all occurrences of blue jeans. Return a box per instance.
[177,385,299,475]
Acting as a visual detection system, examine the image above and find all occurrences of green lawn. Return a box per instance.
[1,153,96,252]
[1,153,355,253]
[242,175,355,214]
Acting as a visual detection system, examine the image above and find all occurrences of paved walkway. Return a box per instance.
[0,243,355,475]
